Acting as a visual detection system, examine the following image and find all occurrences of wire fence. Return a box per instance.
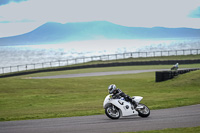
[0,49,200,74]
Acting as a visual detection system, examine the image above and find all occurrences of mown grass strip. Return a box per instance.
[18,63,200,78]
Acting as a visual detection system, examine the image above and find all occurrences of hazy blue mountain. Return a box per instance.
[0,21,200,46]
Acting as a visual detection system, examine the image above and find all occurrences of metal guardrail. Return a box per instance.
[0,49,200,74]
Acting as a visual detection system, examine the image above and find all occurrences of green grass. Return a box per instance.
[122,126,200,133]
[0,66,200,121]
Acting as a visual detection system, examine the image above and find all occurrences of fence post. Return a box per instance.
[58,61,60,66]
[83,58,85,63]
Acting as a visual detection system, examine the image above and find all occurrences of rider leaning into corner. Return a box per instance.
[108,84,141,110]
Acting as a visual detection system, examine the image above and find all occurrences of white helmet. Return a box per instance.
[108,84,117,94]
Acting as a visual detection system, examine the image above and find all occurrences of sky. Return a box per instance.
[0,0,200,38]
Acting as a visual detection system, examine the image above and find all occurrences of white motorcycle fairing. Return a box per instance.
[103,94,143,117]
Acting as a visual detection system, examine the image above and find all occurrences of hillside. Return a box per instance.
[0,21,200,46]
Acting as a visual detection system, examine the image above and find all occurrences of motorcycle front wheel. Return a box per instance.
[137,103,150,117]
[105,105,120,119]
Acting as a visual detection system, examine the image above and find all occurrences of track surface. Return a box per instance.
[31,69,170,79]
[1,104,200,133]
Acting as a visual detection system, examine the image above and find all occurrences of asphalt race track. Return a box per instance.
[1,104,200,133]
[31,69,170,79]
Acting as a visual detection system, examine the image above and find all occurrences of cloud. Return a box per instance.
[0,0,28,6]
[0,19,34,23]
[189,7,200,18]
[0,21,10,23]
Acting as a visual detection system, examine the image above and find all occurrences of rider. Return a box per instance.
[171,63,179,70]
[108,84,139,109]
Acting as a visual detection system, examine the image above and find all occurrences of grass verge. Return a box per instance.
[0,67,200,121]
[86,54,200,64]
[122,126,200,133]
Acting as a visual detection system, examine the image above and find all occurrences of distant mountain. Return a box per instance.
[0,21,200,46]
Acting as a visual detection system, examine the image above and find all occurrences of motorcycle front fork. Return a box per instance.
[112,105,116,111]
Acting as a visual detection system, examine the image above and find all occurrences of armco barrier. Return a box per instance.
[155,68,200,82]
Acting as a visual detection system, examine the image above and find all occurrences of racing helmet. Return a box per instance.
[108,84,117,94]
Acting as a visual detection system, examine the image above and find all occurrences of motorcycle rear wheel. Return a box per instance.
[137,103,150,117]
[105,105,120,119]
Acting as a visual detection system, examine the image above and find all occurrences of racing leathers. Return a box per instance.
[112,88,138,108]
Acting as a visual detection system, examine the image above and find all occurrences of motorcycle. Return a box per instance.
[103,94,150,119]
[171,63,179,71]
